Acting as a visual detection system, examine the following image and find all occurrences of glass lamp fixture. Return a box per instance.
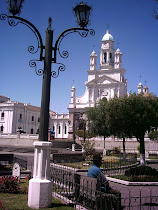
[8,0,24,16]
[73,2,91,28]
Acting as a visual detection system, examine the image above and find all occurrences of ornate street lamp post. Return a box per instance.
[79,113,86,152]
[1,1,94,208]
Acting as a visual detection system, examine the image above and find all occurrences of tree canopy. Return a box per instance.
[106,93,158,164]
[86,93,158,165]
[86,98,110,139]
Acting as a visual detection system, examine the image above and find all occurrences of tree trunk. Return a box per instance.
[139,135,146,165]
[103,136,106,156]
[123,137,126,161]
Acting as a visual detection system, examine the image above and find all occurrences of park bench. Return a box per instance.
[74,173,121,210]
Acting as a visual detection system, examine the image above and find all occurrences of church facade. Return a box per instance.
[68,30,127,138]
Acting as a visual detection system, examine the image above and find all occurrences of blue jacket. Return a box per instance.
[87,164,102,178]
[87,164,109,192]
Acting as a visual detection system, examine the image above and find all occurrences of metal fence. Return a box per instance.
[102,155,139,176]
[50,163,158,210]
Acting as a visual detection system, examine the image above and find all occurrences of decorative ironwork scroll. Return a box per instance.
[51,63,66,78]
[1,13,95,78]
[29,60,44,76]
[0,14,44,61]
[54,28,95,62]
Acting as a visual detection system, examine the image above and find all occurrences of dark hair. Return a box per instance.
[93,153,102,163]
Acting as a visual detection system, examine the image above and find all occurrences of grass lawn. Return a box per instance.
[0,193,75,210]
[0,179,74,210]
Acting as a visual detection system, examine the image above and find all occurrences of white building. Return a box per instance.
[0,95,69,139]
[68,30,127,138]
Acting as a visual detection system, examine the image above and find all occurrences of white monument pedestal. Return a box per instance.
[103,148,106,156]
[28,141,52,209]
[82,143,85,153]
[72,143,75,152]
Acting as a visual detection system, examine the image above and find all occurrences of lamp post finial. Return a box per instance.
[48,17,52,30]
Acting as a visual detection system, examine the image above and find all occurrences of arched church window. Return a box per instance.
[65,125,67,134]
[1,112,4,119]
[1,125,3,132]
[104,53,107,63]
[109,53,112,63]
[58,125,61,134]
[31,128,33,134]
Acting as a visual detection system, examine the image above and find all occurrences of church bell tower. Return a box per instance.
[100,30,115,70]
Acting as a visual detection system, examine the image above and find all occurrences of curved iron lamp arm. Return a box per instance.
[54,27,95,63]
[0,14,44,61]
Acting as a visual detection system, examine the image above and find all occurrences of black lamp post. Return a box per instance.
[1,1,95,143]
[79,114,86,143]
[1,2,94,208]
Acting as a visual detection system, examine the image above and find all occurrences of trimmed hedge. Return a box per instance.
[128,175,158,182]
[125,166,158,177]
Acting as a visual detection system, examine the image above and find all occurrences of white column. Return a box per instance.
[107,52,109,63]
[54,123,57,138]
[28,141,52,209]
[117,87,120,98]
[61,123,63,138]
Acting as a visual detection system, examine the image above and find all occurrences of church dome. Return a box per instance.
[102,30,114,42]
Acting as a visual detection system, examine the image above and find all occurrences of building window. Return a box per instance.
[36,129,39,134]
[38,117,40,123]
[58,126,61,134]
[32,116,34,121]
[20,114,22,120]
[31,128,33,134]
[53,125,55,131]
[104,53,107,63]
[1,112,4,119]
[65,125,67,134]
[109,53,112,63]
[0,125,3,133]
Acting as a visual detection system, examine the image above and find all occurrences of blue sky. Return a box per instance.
[0,0,158,113]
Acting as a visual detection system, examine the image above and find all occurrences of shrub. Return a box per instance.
[106,150,111,156]
[125,166,158,177]
[82,140,95,160]
[0,176,20,194]
[0,200,5,210]
[112,147,121,154]
[128,175,158,182]
[137,145,140,153]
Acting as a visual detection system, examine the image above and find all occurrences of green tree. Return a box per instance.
[107,93,158,165]
[148,130,158,142]
[106,96,133,160]
[86,98,110,155]
[153,0,158,19]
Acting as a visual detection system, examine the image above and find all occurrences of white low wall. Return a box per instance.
[0,134,38,147]
[76,136,158,154]
[1,134,158,154]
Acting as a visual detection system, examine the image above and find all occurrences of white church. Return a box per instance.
[0,30,149,139]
